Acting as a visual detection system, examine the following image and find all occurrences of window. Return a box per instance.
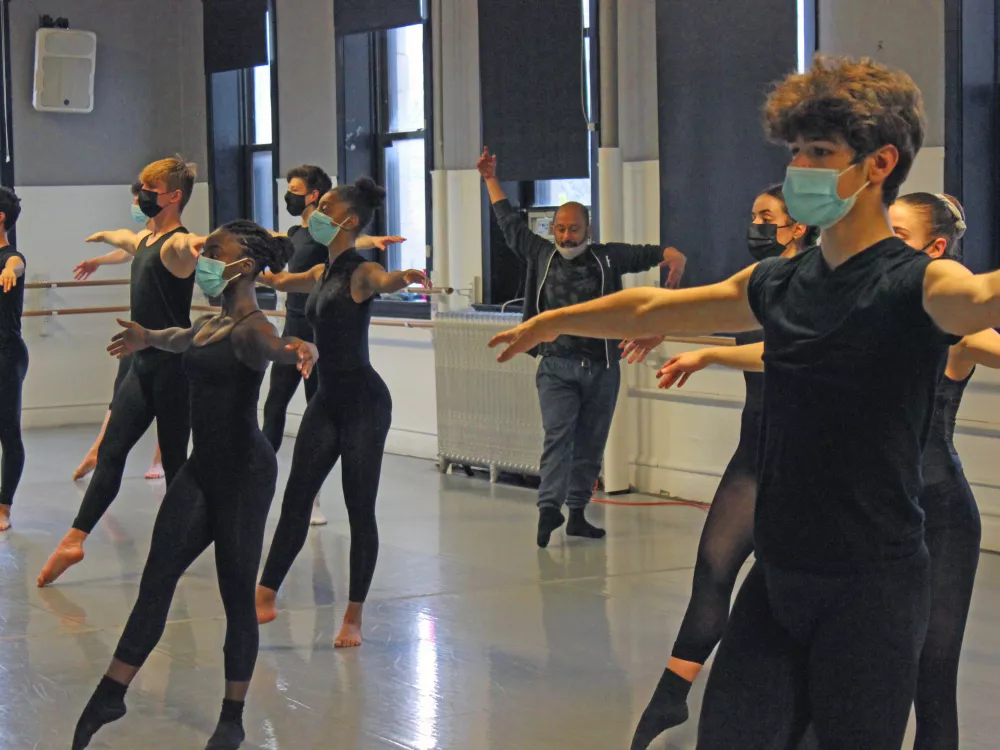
[244,9,277,231]
[534,0,594,210]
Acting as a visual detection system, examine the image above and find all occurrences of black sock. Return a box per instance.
[537,508,565,548]
[72,676,128,750]
[630,668,693,749]
[205,699,246,750]
[566,508,605,539]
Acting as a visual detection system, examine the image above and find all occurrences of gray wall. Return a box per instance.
[12,0,207,186]
[819,0,944,147]
[276,0,338,176]
[438,0,480,170]
[619,0,659,162]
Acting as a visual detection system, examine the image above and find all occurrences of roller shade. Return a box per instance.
[334,0,423,36]
[203,0,268,73]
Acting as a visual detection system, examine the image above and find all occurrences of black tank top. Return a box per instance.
[131,228,195,330]
[734,328,764,414]
[182,313,267,453]
[285,225,330,317]
[305,249,373,375]
[0,247,25,341]
[921,369,973,486]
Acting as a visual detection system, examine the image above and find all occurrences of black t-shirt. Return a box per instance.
[130,228,194,332]
[0,246,25,340]
[285,225,328,317]
[747,238,959,571]
[539,251,607,361]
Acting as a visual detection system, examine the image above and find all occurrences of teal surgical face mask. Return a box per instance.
[130,203,147,224]
[196,255,246,298]
[308,210,347,246]
[782,160,870,229]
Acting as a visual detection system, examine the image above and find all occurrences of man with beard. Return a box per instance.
[477,147,687,547]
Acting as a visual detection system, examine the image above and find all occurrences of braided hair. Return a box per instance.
[221,219,294,275]
[332,177,386,233]
[896,192,967,262]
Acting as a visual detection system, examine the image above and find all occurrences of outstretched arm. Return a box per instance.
[85,229,143,255]
[107,318,196,357]
[951,328,1000,370]
[489,265,760,361]
[160,232,204,279]
[238,316,318,378]
[259,263,325,293]
[655,342,764,390]
[357,235,406,251]
[0,254,24,293]
[352,262,428,301]
[923,260,1000,335]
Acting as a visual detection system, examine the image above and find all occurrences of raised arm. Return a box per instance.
[923,260,1000,336]
[489,265,760,361]
[107,318,196,358]
[352,262,428,301]
[160,232,203,279]
[0,253,24,293]
[478,147,553,262]
[656,342,764,390]
[258,263,324,293]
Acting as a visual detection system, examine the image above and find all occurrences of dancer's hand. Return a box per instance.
[489,318,558,362]
[620,336,666,364]
[0,266,17,293]
[403,269,430,288]
[372,235,406,251]
[108,318,150,357]
[656,350,710,389]
[74,259,100,281]
[187,234,207,259]
[84,232,107,244]
[286,340,319,379]
[477,147,498,180]
[660,247,687,289]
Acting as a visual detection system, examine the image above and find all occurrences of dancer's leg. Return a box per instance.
[0,340,27,529]
[535,358,582,547]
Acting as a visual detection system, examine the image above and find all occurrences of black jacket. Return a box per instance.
[493,199,665,364]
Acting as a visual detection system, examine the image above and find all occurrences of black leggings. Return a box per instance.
[259,366,391,602]
[0,339,27,506]
[114,442,277,681]
[109,354,133,409]
[698,550,930,749]
[914,477,981,750]
[261,315,318,451]
[672,409,757,664]
[73,352,191,533]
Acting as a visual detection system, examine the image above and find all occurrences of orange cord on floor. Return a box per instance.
[589,481,709,511]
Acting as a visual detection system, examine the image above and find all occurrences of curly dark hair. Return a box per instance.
[0,187,22,231]
[221,219,294,275]
[761,184,821,247]
[763,55,925,206]
[286,164,333,198]
[897,192,967,262]
[130,180,142,197]
[332,177,386,233]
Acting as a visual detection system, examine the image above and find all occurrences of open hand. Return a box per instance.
[660,247,687,289]
[285,340,319,379]
[488,318,557,363]
[656,350,709,390]
[74,259,100,281]
[84,232,107,244]
[477,147,497,180]
[108,318,150,358]
[619,335,666,364]
[403,269,430,288]
[372,235,406,251]
[0,267,17,293]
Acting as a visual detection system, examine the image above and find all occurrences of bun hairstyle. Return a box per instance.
[761,184,821,247]
[896,192,967,262]
[130,180,143,197]
[334,176,387,233]
[221,219,294,275]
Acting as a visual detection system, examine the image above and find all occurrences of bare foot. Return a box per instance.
[334,602,364,648]
[309,497,327,526]
[256,585,278,625]
[144,462,164,480]
[72,453,98,481]
[0,504,10,531]
[37,529,88,587]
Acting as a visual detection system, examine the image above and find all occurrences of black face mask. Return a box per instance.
[138,189,164,219]
[747,222,790,261]
[284,191,310,217]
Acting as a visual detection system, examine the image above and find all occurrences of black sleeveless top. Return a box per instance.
[183,313,267,454]
[305,249,373,376]
[0,246,25,341]
[285,225,329,317]
[921,369,973,487]
[131,227,195,331]
[734,328,764,414]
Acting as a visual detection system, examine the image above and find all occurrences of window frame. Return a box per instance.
[240,3,279,230]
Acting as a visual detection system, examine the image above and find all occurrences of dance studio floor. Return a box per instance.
[3,426,1000,749]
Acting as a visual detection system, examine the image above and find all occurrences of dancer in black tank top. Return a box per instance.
[72,180,164,482]
[72,220,317,750]
[39,157,202,587]
[619,186,817,748]
[254,177,427,648]
[0,187,27,532]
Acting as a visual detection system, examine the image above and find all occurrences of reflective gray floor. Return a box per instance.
[2,426,999,749]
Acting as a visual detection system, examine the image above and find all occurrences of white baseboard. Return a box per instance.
[275,412,437,462]
[22,403,109,430]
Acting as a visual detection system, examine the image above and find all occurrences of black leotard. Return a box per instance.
[0,246,27,507]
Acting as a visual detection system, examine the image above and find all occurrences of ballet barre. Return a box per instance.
[23,306,131,317]
[25,279,130,289]
[191,305,434,329]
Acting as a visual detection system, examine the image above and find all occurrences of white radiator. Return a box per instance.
[433,310,544,479]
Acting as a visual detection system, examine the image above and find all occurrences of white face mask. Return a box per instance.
[555,238,590,260]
